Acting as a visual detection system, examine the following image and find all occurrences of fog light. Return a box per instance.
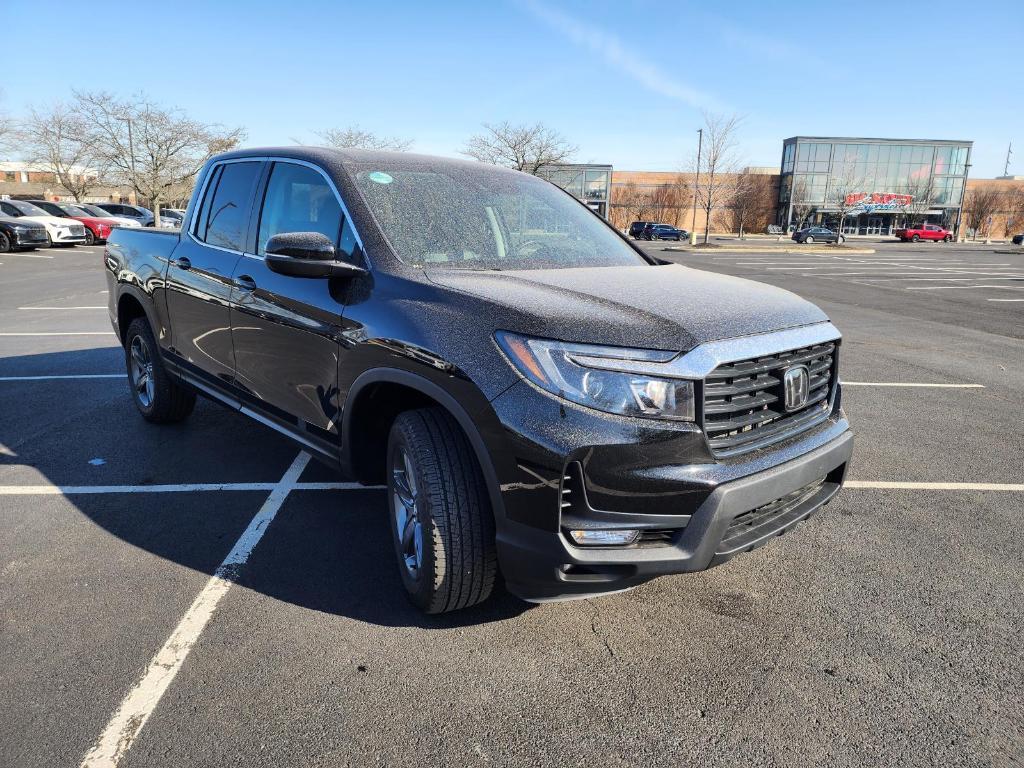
[569,529,640,546]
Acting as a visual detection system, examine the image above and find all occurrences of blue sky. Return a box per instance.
[4,0,1022,176]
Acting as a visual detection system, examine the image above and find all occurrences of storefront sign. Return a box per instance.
[845,192,913,212]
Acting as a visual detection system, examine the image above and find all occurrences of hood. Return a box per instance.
[427,263,828,352]
[20,215,70,228]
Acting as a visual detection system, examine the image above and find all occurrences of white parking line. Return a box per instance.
[988,298,1024,302]
[0,332,112,336]
[18,306,107,310]
[842,382,984,388]
[905,285,1024,291]
[0,374,125,382]
[845,481,1024,491]
[79,452,310,768]
[0,480,380,495]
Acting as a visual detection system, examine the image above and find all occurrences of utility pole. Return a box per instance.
[690,127,703,246]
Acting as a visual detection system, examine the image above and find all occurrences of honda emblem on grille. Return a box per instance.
[782,365,810,411]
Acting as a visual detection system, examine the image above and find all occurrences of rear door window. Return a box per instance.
[195,161,262,251]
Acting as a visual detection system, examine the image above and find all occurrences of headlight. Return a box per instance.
[495,331,695,421]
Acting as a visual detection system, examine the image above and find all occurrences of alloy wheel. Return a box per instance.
[391,446,424,579]
[129,335,155,408]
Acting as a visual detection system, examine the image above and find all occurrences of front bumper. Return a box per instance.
[11,229,49,248]
[50,228,87,244]
[497,427,853,602]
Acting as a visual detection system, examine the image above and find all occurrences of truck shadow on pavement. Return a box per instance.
[0,348,529,629]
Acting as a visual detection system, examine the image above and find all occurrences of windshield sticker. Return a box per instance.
[367,171,394,185]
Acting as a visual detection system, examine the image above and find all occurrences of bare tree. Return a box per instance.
[21,102,105,201]
[899,174,936,228]
[1001,186,1024,237]
[0,89,13,154]
[827,162,867,237]
[789,176,815,231]
[691,112,742,244]
[316,126,411,151]
[612,180,654,229]
[461,121,576,175]
[74,91,245,226]
[650,175,692,228]
[724,172,775,237]
[962,187,1004,240]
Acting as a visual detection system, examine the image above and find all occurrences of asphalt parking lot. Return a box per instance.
[1,240,1022,768]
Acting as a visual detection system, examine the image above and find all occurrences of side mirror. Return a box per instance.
[265,231,367,279]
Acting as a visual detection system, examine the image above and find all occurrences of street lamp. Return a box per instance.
[690,127,702,246]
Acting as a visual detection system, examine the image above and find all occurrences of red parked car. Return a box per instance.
[27,200,118,245]
[893,224,953,242]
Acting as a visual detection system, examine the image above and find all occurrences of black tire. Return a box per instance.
[911,234,920,242]
[805,236,814,243]
[944,235,952,243]
[84,228,95,245]
[123,317,196,423]
[0,231,10,253]
[45,232,54,248]
[386,407,497,614]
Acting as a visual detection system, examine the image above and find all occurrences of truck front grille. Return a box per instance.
[702,341,836,457]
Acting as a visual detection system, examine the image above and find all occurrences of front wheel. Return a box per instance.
[804,236,814,243]
[45,232,54,248]
[387,407,497,614]
[124,318,196,423]
[0,231,10,253]
[944,235,952,242]
[84,228,95,245]
[911,234,920,242]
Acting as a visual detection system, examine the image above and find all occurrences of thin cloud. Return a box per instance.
[519,0,719,110]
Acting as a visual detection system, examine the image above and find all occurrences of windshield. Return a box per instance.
[57,203,88,216]
[352,162,646,271]
[8,200,50,217]
[80,205,109,217]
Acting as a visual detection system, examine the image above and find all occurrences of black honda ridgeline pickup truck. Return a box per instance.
[105,147,853,614]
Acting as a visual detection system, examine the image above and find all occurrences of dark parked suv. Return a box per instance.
[642,223,688,241]
[105,147,853,613]
[628,221,656,238]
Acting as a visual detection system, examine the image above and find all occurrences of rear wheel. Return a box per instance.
[124,317,196,423]
[804,236,814,243]
[386,407,497,614]
[912,234,920,242]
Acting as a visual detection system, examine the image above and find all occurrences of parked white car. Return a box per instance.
[0,199,87,246]
[77,204,143,228]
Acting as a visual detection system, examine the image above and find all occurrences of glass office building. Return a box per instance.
[536,163,612,219]
[778,137,972,235]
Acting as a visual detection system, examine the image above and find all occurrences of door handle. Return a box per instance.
[234,274,257,291]
[171,256,191,270]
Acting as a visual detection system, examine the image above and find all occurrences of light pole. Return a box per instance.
[954,161,971,243]
[690,127,703,246]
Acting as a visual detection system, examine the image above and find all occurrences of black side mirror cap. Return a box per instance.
[265,231,367,279]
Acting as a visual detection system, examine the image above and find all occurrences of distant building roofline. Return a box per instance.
[782,136,973,146]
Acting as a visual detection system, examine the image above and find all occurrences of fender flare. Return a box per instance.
[115,283,163,346]
[342,368,507,521]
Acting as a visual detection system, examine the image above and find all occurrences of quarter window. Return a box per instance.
[257,163,349,257]
[197,161,262,251]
